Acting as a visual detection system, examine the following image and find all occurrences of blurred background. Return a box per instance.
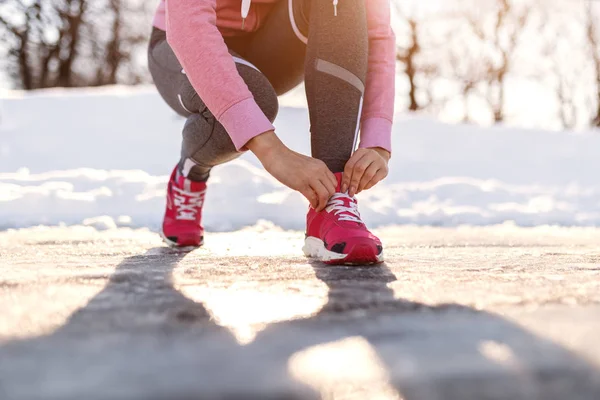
[1,0,600,231]
[0,0,598,131]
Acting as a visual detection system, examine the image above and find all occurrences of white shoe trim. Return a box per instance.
[181,158,198,177]
[302,236,385,264]
[302,237,350,262]
[159,230,178,247]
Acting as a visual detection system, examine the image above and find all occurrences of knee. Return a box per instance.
[182,113,214,149]
[238,66,279,123]
[182,113,239,165]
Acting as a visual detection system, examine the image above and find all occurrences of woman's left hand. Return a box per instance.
[342,147,390,196]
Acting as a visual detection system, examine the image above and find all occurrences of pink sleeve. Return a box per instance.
[165,0,274,151]
[360,0,396,154]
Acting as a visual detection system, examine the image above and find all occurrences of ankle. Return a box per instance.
[177,159,211,183]
[185,171,210,183]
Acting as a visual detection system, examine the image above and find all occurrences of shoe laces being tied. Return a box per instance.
[325,193,363,224]
[173,186,206,221]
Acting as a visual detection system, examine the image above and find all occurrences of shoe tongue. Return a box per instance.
[188,179,207,192]
[330,174,362,225]
[332,172,355,205]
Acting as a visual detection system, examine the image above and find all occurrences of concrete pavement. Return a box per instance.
[1,224,600,399]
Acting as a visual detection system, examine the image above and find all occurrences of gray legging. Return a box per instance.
[148,0,368,180]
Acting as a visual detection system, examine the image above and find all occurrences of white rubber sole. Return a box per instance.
[302,236,384,265]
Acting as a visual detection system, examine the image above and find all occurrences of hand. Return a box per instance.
[342,147,390,196]
[247,131,337,211]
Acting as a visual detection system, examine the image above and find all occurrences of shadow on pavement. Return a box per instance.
[0,250,599,400]
[253,261,600,399]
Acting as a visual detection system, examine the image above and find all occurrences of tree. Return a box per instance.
[586,0,600,127]
[462,0,533,123]
[0,0,152,89]
[393,3,422,113]
[392,0,441,113]
[0,1,42,89]
[533,0,587,130]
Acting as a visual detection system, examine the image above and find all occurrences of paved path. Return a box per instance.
[1,225,600,399]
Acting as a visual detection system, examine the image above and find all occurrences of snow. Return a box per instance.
[1,85,600,231]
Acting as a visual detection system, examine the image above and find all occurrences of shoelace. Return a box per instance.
[172,186,205,221]
[241,0,338,28]
[325,193,363,224]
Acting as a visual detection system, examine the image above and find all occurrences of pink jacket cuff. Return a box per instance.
[359,117,393,154]
[219,98,275,151]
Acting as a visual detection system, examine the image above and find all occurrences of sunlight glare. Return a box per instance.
[178,281,329,345]
[288,336,402,399]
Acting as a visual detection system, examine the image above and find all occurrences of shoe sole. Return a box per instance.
[302,237,384,266]
[159,231,204,250]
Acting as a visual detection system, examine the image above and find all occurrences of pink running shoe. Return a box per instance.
[303,173,384,265]
[160,166,207,248]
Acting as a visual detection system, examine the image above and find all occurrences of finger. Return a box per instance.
[314,160,337,193]
[342,151,366,193]
[310,180,331,212]
[326,170,338,192]
[363,169,388,192]
[358,163,380,193]
[342,158,356,194]
[320,177,336,199]
[301,187,318,209]
[318,165,337,194]
[349,158,374,197]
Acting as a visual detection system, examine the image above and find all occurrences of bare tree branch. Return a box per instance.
[586,0,600,127]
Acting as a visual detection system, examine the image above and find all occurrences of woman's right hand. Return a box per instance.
[246,131,337,211]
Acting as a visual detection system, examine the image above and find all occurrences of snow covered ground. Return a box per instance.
[1,86,600,231]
